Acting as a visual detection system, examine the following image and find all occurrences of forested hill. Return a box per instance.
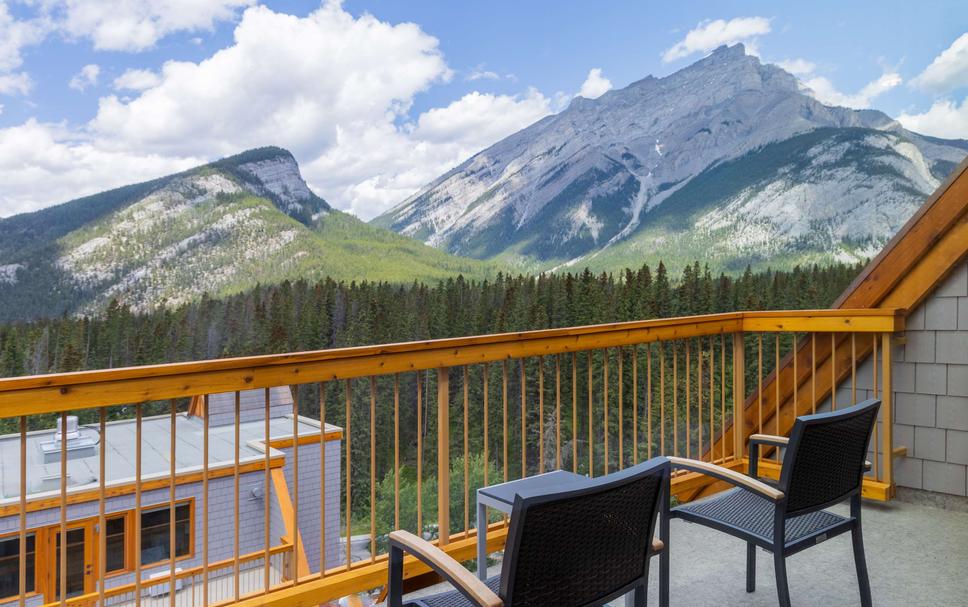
[0,261,862,378]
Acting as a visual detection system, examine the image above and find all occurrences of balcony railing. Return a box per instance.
[0,309,903,606]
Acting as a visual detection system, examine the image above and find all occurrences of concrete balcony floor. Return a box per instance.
[401,496,968,606]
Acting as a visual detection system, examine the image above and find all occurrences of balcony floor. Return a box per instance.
[400,497,968,606]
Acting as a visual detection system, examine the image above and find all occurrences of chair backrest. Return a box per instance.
[499,458,669,607]
[778,399,880,516]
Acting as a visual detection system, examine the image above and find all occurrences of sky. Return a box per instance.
[0,1,966,221]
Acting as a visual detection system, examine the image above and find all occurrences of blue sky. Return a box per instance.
[0,0,966,219]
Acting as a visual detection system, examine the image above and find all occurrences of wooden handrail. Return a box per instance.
[0,310,902,416]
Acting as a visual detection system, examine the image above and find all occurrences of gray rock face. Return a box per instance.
[238,155,323,217]
[375,44,966,271]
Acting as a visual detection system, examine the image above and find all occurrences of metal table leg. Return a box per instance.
[477,500,487,580]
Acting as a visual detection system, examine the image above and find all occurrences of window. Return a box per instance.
[140,503,191,565]
[0,534,35,598]
[104,516,127,573]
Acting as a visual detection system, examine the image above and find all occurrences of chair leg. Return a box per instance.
[852,524,873,607]
[773,551,791,607]
[746,542,756,592]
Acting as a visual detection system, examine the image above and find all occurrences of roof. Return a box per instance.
[0,388,340,503]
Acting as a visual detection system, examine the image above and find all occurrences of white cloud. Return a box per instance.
[911,33,968,92]
[0,71,32,95]
[897,98,968,138]
[774,58,816,76]
[663,17,771,62]
[804,72,902,109]
[68,63,100,91]
[0,119,200,217]
[467,68,499,81]
[55,0,255,52]
[113,68,161,91]
[577,68,612,99]
[0,1,562,220]
[0,3,47,73]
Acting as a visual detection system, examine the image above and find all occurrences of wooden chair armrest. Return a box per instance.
[749,433,789,446]
[388,531,503,607]
[651,538,664,553]
[669,457,785,501]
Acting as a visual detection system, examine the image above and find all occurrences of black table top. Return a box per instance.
[477,470,591,508]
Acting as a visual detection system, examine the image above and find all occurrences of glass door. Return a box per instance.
[49,522,96,602]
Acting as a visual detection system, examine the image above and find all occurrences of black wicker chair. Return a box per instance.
[665,398,880,607]
[387,457,670,607]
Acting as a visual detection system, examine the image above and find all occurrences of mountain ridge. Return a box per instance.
[374,44,967,272]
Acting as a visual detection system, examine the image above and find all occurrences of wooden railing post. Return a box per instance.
[732,333,746,460]
[881,333,894,494]
[437,367,451,545]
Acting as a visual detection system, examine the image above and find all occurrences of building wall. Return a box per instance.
[0,467,284,606]
[819,260,968,497]
[280,438,343,572]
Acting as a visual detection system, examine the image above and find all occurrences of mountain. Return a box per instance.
[373,44,968,273]
[0,147,491,321]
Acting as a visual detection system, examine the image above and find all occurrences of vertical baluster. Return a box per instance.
[793,333,798,417]
[831,333,838,410]
[393,376,399,532]
[320,383,327,577]
[720,336,726,463]
[851,334,857,405]
[520,359,527,479]
[503,361,509,483]
[811,334,817,414]
[60,410,67,607]
[872,335,879,481]
[882,332,893,490]
[659,342,665,456]
[588,351,594,476]
[170,400,177,607]
[538,356,545,474]
[604,348,610,474]
[437,368,450,545]
[775,334,781,462]
[483,364,490,487]
[135,404,142,606]
[647,344,653,460]
[346,380,354,569]
[698,339,703,461]
[264,391,271,591]
[417,372,424,535]
[633,347,639,465]
[709,336,715,463]
[556,355,562,470]
[463,366,470,537]
[19,416,26,607]
[618,348,624,469]
[202,396,209,604]
[686,340,691,460]
[673,342,678,458]
[757,334,763,437]
[369,378,376,563]
[732,333,746,461]
[572,353,578,474]
[97,408,107,606]
[234,392,241,599]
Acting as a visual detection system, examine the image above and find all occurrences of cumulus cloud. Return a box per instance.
[663,17,771,62]
[577,68,612,99]
[55,0,255,52]
[0,71,32,95]
[774,58,816,76]
[897,98,968,138]
[804,72,902,109]
[911,33,968,92]
[68,63,100,91]
[0,1,563,220]
[112,68,162,91]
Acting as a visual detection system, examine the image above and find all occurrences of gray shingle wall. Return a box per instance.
[819,260,968,496]
[279,438,343,572]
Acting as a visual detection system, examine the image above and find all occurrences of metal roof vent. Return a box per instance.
[39,416,98,464]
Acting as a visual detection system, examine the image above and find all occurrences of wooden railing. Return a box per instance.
[0,309,903,606]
